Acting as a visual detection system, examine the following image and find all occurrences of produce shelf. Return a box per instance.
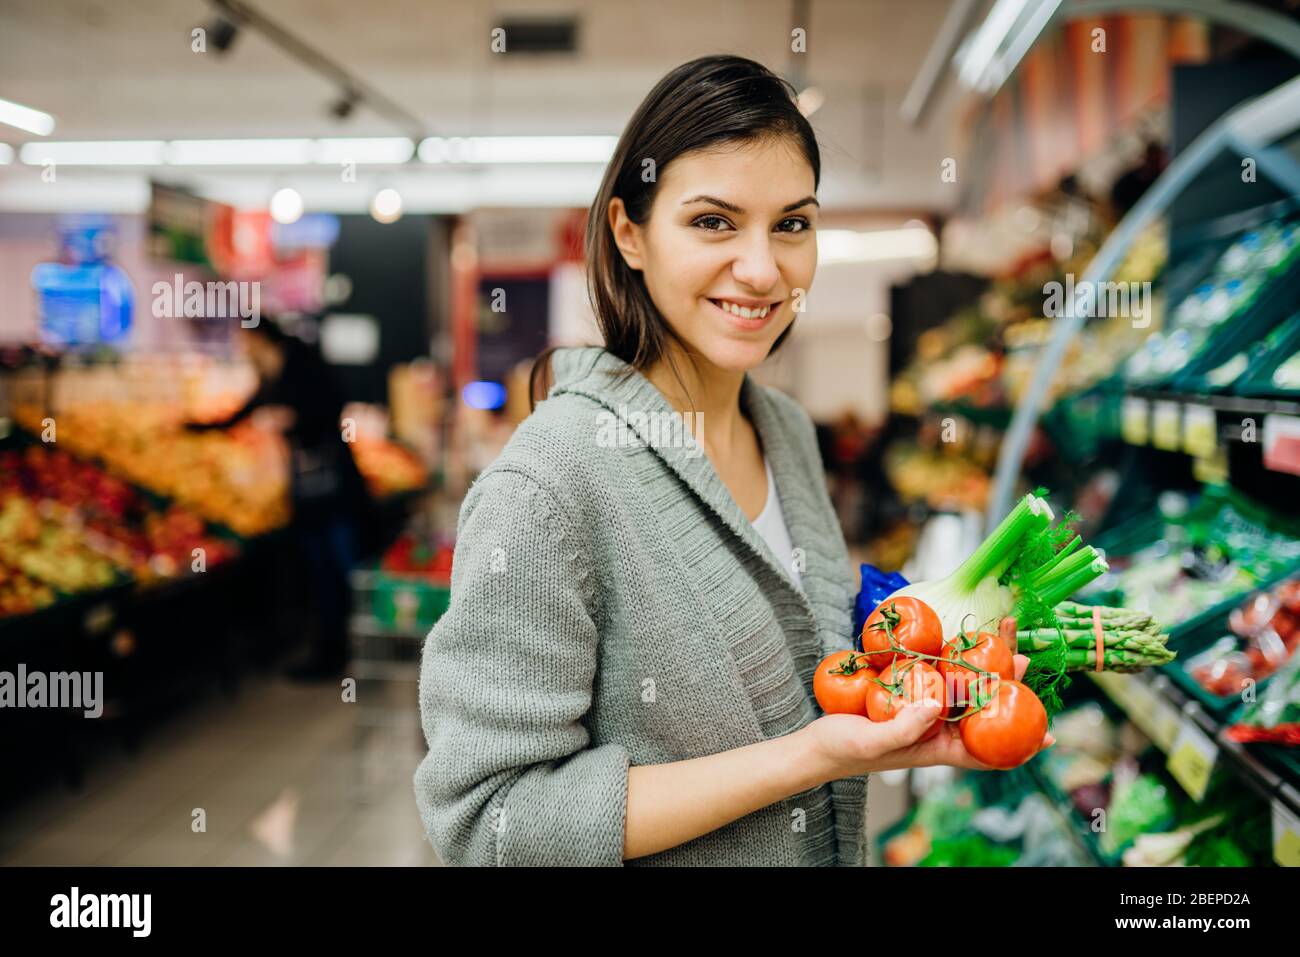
[1087,669,1300,820]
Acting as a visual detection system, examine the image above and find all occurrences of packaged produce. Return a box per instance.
[1099,766,1176,857]
[1124,219,1300,387]
[1086,486,1300,631]
[1226,638,1300,746]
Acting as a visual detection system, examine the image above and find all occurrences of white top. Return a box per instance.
[750,456,803,591]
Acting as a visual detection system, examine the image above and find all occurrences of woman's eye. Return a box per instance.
[776,217,811,234]
[692,214,733,232]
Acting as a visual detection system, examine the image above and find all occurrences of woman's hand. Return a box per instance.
[800,653,1055,782]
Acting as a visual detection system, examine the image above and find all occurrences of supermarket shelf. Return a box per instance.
[1089,669,1300,819]
[1124,388,1300,422]
[1020,760,1115,867]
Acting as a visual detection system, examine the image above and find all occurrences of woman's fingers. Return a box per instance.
[871,700,943,752]
[1012,653,1030,682]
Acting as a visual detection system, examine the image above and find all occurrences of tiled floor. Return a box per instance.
[0,649,910,867]
[0,672,439,866]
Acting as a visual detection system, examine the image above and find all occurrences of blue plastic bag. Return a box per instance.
[852,564,910,651]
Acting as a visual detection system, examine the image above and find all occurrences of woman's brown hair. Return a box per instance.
[530,54,820,410]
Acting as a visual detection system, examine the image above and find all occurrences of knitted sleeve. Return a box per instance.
[413,467,630,866]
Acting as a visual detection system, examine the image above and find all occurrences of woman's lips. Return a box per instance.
[707,297,781,331]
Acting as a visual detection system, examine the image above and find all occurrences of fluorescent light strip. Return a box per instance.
[0,144,13,165]
[418,136,616,164]
[313,137,414,165]
[955,0,1031,89]
[983,0,1063,94]
[14,136,611,168]
[0,96,55,136]
[166,138,315,165]
[20,140,167,165]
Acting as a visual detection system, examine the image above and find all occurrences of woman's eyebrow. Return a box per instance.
[680,194,743,213]
[782,196,819,212]
[679,194,821,214]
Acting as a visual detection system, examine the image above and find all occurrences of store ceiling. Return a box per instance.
[0,0,968,212]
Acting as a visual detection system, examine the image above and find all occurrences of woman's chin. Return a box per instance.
[697,336,780,374]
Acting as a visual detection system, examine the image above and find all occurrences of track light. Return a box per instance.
[330,90,358,121]
[208,16,240,54]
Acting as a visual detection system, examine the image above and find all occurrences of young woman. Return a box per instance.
[415,55,1051,866]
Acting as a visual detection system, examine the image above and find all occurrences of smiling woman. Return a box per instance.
[415,54,1047,868]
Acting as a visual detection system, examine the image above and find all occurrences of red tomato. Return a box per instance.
[864,658,948,742]
[938,630,1015,709]
[861,597,944,669]
[959,679,1048,770]
[813,651,876,716]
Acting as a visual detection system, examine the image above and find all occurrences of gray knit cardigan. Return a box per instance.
[414,346,867,866]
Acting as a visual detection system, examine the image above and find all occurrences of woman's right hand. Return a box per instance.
[801,702,968,779]
[799,653,1055,782]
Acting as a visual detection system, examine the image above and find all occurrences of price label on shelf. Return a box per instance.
[1262,414,1300,477]
[1274,801,1300,867]
[1152,400,1182,451]
[1149,696,1183,752]
[1121,397,1149,446]
[1182,404,1218,458]
[1268,800,1300,868]
[1166,719,1218,801]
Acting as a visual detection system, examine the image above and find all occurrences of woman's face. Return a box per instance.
[612,136,819,374]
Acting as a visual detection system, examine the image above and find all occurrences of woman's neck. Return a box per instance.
[643,345,752,461]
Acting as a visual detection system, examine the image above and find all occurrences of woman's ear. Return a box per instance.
[607,197,645,271]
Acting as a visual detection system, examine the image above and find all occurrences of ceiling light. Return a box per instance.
[269,187,304,225]
[207,16,240,54]
[0,144,13,165]
[418,135,616,164]
[954,0,1062,96]
[314,138,414,165]
[0,96,56,136]
[330,91,358,121]
[369,188,403,224]
[167,138,315,165]
[19,140,166,165]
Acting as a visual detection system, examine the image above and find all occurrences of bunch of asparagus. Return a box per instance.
[1016,601,1175,673]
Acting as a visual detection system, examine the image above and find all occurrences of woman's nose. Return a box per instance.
[731,234,780,293]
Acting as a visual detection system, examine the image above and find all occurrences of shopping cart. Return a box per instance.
[346,565,450,805]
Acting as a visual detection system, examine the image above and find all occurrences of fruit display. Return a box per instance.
[1124,219,1300,387]
[878,774,1088,867]
[1227,640,1300,746]
[0,497,121,594]
[13,403,289,536]
[1183,579,1300,701]
[380,532,453,581]
[1084,487,1300,633]
[0,561,57,617]
[0,445,240,605]
[882,443,992,511]
[1038,702,1273,865]
[350,436,429,498]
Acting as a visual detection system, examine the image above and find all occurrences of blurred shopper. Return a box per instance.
[415,56,1050,867]
[189,318,369,680]
[1111,141,1167,216]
